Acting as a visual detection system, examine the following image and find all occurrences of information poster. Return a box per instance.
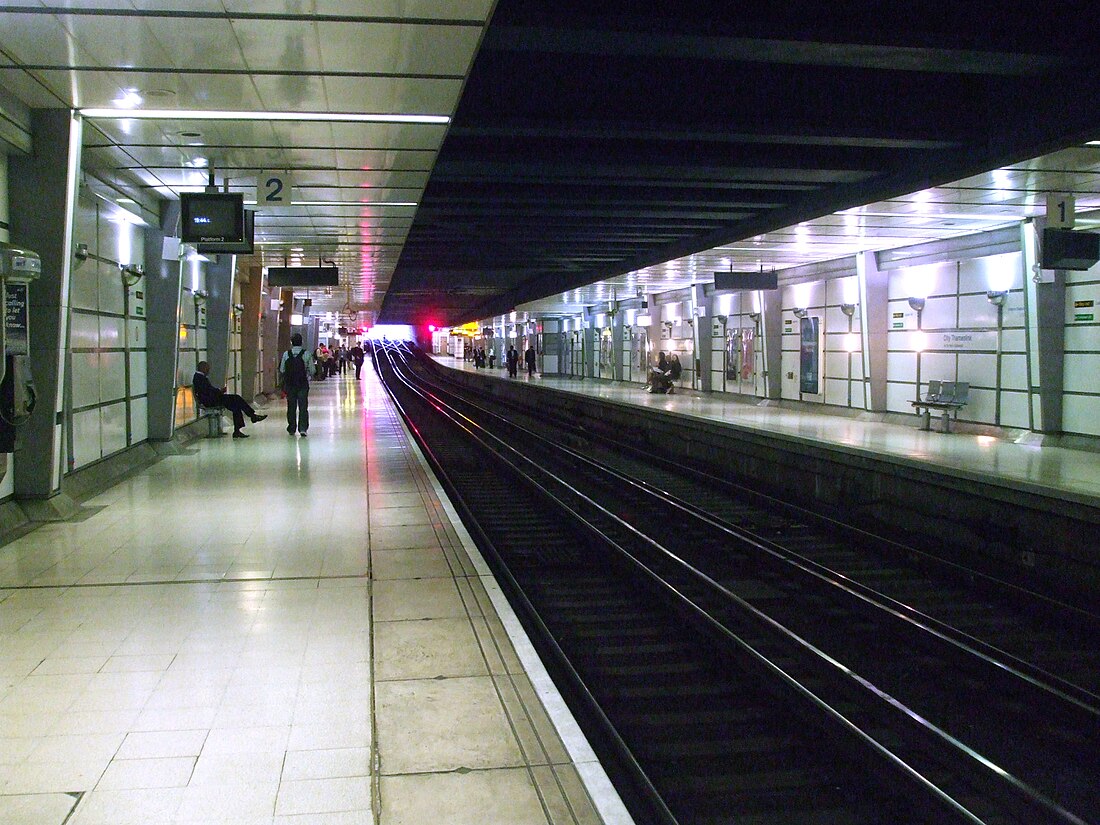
[739,328,754,380]
[725,331,740,381]
[5,283,29,356]
[799,316,820,394]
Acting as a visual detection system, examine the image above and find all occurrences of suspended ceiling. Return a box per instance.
[4,4,1100,327]
[382,3,1100,326]
[0,1,494,317]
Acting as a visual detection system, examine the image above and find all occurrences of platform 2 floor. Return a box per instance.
[0,370,629,824]
[439,357,1100,508]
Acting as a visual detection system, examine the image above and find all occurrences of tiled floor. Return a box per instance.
[0,368,627,824]
[441,357,1100,504]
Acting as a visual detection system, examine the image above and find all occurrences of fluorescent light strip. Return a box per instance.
[835,209,1019,221]
[243,200,417,207]
[79,108,449,124]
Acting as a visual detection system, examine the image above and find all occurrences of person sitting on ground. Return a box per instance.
[192,361,266,438]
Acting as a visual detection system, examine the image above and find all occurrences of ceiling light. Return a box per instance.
[112,89,143,109]
[187,157,208,168]
[80,108,449,124]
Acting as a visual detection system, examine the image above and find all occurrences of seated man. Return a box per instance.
[192,361,266,438]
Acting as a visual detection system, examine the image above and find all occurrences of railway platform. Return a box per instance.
[0,370,628,825]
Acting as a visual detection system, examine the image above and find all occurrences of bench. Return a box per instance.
[911,380,969,433]
[194,398,227,437]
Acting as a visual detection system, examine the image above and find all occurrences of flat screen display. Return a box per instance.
[197,209,255,254]
[714,270,778,290]
[180,192,245,244]
[266,266,340,287]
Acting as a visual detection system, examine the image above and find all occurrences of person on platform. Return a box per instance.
[647,351,669,393]
[506,346,519,378]
[280,333,313,437]
[349,342,365,379]
[192,361,266,439]
[524,344,537,377]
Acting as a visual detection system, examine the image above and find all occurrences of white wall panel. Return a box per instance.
[919,352,957,380]
[129,351,148,396]
[958,253,1022,293]
[825,275,860,305]
[886,382,915,413]
[958,294,999,328]
[70,312,100,349]
[99,352,127,403]
[130,396,148,445]
[71,352,100,408]
[100,401,127,456]
[1064,325,1100,351]
[1063,394,1100,436]
[70,263,99,311]
[956,353,997,386]
[783,280,825,311]
[963,387,995,423]
[824,378,849,406]
[196,328,208,350]
[178,351,197,385]
[129,319,146,348]
[1000,354,1028,390]
[888,261,957,300]
[97,264,125,315]
[71,408,102,469]
[824,350,850,378]
[886,351,917,383]
[918,296,958,330]
[1065,265,1100,284]
[99,315,125,349]
[1002,328,1028,352]
[1063,353,1100,392]
[182,298,196,326]
[1001,390,1030,429]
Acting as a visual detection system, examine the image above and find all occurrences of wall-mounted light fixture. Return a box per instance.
[748,311,761,322]
[986,290,1008,307]
[793,307,808,319]
[663,320,674,328]
[193,289,209,305]
[75,243,90,261]
[120,263,144,287]
[233,303,245,313]
[907,296,926,312]
[840,303,856,318]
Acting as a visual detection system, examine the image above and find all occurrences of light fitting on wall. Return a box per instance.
[120,263,144,287]
[233,303,245,313]
[748,311,761,322]
[907,296,926,312]
[840,303,856,317]
[986,290,1008,307]
[75,243,90,261]
[193,289,209,305]
[793,307,808,319]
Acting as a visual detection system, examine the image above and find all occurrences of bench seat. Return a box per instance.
[910,380,969,433]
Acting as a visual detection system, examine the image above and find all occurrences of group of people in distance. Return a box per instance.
[312,342,366,380]
[647,351,682,394]
[504,345,537,378]
[191,335,367,440]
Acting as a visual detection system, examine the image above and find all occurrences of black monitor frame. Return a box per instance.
[180,192,245,245]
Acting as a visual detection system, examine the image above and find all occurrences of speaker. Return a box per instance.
[1042,228,1100,271]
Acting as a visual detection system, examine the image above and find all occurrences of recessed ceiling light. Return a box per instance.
[187,157,209,168]
[111,89,143,109]
[143,88,175,99]
[80,108,449,125]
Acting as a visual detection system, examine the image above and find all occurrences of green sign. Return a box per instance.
[892,322,904,329]
[1074,313,1094,322]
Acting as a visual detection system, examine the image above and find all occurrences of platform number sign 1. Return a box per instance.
[1046,192,1075,229]
[256,171,294,207]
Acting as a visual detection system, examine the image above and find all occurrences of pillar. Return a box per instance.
[1023,219,1065,433]
[7,109,82,501]
[204,254,235,386]
[239,265,262,399]
[857,250,890,411]
[144,202,184,440]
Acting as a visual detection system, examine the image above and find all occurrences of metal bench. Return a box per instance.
[911,380,969,433]
[194,397,227,437]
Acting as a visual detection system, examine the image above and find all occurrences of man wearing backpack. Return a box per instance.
[280,333,314,437]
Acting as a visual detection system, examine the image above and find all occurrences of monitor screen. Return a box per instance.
[266,266,340,287]
[197,209,255,254]
[180,192,245,244]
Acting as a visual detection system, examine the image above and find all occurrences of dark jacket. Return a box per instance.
[192,371,223,407]
[524,347,536,367]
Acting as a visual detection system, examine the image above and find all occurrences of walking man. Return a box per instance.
[349,342,365,379]
[281,333,313,437]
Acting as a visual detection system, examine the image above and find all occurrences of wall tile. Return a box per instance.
[101,400,127,456]
[71,407,102,469]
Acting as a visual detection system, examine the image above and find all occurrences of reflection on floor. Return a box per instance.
[0,369,624,825]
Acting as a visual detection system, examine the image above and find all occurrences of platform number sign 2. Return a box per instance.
[256,171,294,207]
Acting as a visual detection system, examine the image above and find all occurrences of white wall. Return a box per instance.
[1063,260,1100,436]
[68,197,150,471]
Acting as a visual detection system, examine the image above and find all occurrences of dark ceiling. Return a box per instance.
[381,2,1100,326]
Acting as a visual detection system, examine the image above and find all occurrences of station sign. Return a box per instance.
[256,171,295,207]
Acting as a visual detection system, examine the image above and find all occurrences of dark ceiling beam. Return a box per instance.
[484,25,1065,76]
[429,161,872,184]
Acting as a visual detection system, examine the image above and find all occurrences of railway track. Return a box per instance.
[375,343,1100,825]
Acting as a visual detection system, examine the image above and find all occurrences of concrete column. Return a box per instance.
[611,311,624,380]
[759,288,783,399]
[695,284,710,392]
[857,250,890,411]
[239,265,262,399]
[1023,219,1065,433]
[144,202,184,440]
[8,109,82,502]
[204,254,235,386]
[277,288,293,356]
[584,325,596,378]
